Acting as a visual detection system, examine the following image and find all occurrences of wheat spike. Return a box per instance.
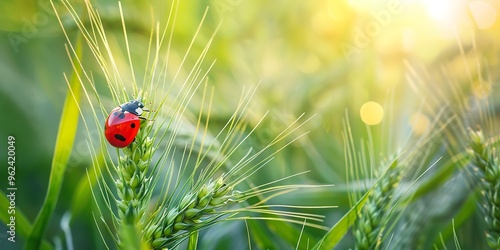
[469,129,500,249]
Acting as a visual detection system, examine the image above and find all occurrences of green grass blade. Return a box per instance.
[25,37,82,249]
[1,190,33,241]
[267,219,317,247]
[312,186,371,250]
[70,151,105,216]
[251,220,282,249]
[0,191,53,250]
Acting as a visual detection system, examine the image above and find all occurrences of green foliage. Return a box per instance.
[1,0,500,249]
[0,191,52,250]
[313,183,372,250]
[25,37,82,250]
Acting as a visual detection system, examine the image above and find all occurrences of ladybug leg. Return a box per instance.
[139,116,155,122]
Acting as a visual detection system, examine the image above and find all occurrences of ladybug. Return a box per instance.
[104,100,146,148]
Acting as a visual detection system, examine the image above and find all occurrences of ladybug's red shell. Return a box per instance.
[105,107,141,148]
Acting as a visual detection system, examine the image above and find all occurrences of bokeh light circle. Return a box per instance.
[360,101,384,125]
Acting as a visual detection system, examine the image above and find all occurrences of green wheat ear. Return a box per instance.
[468,129,500,249]
[146,176,236,249]
[116,117,155,248]
[354,160,401,250]
[52,0,335,248]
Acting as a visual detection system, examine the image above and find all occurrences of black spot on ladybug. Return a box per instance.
[131,123,136,128]
[118,112,125,119]
[113,111,119,116]
[114,134,126,141]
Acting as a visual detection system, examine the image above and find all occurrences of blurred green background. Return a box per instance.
[1,0,500,249]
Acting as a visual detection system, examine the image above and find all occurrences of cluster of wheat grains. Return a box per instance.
[468,129,500,249]
[341,88,460,250]
[341,114,406,250]
[352,159,401,250]
[53,0,334,249]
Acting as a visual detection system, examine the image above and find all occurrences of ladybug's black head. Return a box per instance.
[130,100,145,108]
[120,100,145,116]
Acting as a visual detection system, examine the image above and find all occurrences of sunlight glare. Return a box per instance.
[424,0,454,22]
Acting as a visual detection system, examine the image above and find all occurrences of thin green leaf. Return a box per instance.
[25,36,82,249]
[266,219,317,248]
[247,220,281,249]
[70,151,105,216]
[312,185,371,250]
[0,191,53,250]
